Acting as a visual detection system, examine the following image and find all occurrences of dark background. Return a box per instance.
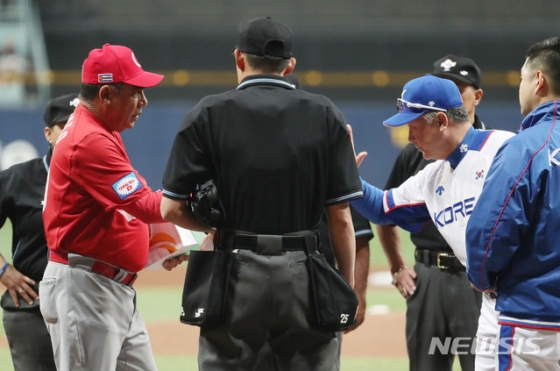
[1,1,558,188]
[37,0,560,103]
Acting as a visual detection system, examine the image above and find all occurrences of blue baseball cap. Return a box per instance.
[383,74,463,127]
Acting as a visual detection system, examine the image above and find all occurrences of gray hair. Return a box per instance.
[80,82,123,102]
[423,106,470,125]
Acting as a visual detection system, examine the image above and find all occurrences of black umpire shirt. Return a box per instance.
[384,115,486,252]
[163,74,363,233]
[0,150,51,282]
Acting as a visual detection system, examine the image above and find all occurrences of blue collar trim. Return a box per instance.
[446,127,493,169]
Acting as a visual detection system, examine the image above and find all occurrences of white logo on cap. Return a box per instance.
[69,98,79,108]
[460,70,469,76]
[428,101,435,107]
[440,59,457,72]
[131,52,142,68]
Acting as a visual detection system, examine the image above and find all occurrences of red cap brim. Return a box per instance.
[124,71,164,88]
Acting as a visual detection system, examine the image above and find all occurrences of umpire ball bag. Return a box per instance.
[303,234,359,332]
[180,249,232,327]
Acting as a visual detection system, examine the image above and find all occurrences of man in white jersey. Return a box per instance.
[350,74,514,371]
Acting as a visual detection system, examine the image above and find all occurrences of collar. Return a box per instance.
[446,126,493,169]
[236,74,296,91]
[520,100,560,132]
[43,147,53,172]
[473,114,486,130]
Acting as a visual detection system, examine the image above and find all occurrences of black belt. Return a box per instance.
[215,230,316,255]
[415,249,465,271]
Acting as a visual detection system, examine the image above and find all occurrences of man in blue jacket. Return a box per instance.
[467,36,560,370]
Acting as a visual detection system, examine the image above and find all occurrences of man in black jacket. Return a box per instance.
[0,94,78,371]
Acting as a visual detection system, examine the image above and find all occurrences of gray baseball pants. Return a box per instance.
[39,261,157,371]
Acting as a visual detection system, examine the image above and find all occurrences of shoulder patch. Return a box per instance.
[112,172,143,200]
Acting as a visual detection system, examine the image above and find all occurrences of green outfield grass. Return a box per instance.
[369,224,417,268]
[0,220,464,371]
[0,221,11,264]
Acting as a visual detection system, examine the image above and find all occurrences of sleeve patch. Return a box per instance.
[112,172,143,200]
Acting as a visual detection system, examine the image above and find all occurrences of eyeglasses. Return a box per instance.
[396,98,447,114]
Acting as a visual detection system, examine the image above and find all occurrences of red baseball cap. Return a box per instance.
[81,43,164,87]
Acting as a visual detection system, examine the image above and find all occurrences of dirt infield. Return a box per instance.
[146,312,406,358]
[136,268,407,358]
[0,267,408,359]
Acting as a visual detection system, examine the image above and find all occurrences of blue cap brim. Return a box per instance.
[383,111,425,127]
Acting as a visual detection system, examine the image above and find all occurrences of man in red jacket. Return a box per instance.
[41,43,190,371]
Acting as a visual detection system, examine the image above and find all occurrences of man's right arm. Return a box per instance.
[159,196,214,271]
[376,224,416,298]
[376,144,418,298]
[73,134,165,223]
[351,178,430,233]
[326,202,355,287]
[160,196,214,233]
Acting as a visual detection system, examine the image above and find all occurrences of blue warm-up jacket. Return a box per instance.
[466,100,560,329]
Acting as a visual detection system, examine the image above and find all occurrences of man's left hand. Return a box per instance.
[162,254,189,271]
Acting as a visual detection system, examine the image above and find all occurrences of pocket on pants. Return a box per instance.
[39,278,58,324]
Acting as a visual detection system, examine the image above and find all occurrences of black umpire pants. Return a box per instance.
[198,248,339,371]
[406,262,482,371]
[2,305,56,371]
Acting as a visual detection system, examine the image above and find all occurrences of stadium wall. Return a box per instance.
[0,101,522,189]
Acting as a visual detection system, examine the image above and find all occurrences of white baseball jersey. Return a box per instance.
[352,126,515,371]
[353,127,515,266]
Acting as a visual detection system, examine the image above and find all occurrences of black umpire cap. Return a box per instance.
[432,54,482,89]
[234,17,293,59]
[44,94,79,128]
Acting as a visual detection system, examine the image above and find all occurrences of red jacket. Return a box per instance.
[43,104,164,272]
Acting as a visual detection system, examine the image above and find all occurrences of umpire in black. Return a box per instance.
[161,17,363,371]
[0,93,78,371]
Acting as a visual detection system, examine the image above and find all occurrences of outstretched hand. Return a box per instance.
[162,254,189,271]
[347,124,368,167]
[162,229,217,271]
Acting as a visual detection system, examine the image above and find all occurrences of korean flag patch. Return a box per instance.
[112,172,143,200]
